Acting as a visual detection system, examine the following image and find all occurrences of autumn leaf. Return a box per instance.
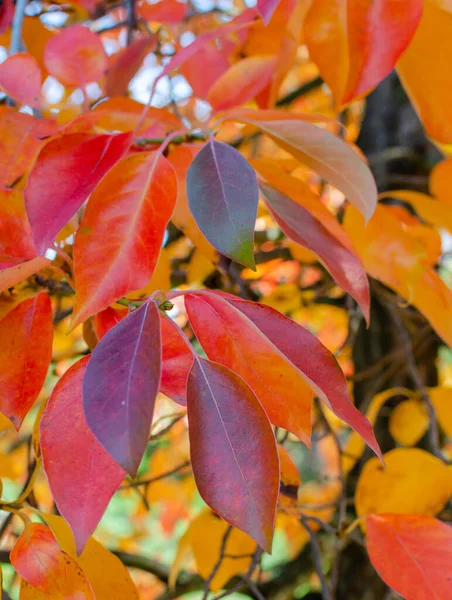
[83,300,162,476]
[186,139,258,269]
[187,356,279,551]
[0,53,41,108]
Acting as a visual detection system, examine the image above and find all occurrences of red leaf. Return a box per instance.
[160,314,193,405]
[0,53,41,108]
[83,300,162,476]
[187,139,258,269]
[0,0,14,33]
[216,295,382,461]
[93,306,128,340]
[256,0,281,24]
[44,25,108,87]
[41,357,125,555]
[187,357,279,551]
[185,292,313,444]
[259,181,370,323]
[0,190,36,268]
[106,35,156,97]
[25,132,132,255]
[71,151,177,327]
[223,109,377,222]
[0,293,53,429]
[366,513,452,600]
[180,42,230,100]
[11,523,94,597]
[139,0,188,24]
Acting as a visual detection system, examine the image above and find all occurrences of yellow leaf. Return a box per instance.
[43,514,139,600]
[388,399,429,446]
[170,510,256,592]
[127,247,171,298]
[430,158,452,205]
[186,249,215,285]
[397,0,452,143]
[262,283,301,313]
[355,448,452,518]
[429,387,452,437]
[343,387,414,473]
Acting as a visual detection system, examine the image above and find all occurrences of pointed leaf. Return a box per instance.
[11,523,94,598]
[366,514,452,600]
[259,177,370,322]
[72,151,177,327]
[223,109,377,221]
[187,139,258,268]
[41,357,126,555]
[25,132,132,254]
[160,314,193,405]
[44,25,107,87]
[187,357,279,551]
[217,295,381,460]
[0,190,36,268]
[0,53,41,108]
[83,300,162,476]
[0,293,53,429]
[186,292,313,444]
[304,0,422,105]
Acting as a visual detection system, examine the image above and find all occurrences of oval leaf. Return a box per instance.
[72,151,177,327]
[186,292,313,444]
[223,109,377,222]
[25,132,132,255]
[41,356,126,555]
[83,300,162,476]
[366,513,452,600]
[187,357,279,552]
[0,53,41,108]
[217,294,382,461]
[44,24,108,87]
[0,293,53,429]
[187,139,258,269]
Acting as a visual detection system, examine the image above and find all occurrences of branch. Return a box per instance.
[126,0,136,45]
[10,0,28,54]
[300,515,333,600]
[276,77,323,107]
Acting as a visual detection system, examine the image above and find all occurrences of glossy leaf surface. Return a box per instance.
[41,357,126,554]
[187,357,279,551]
[83,300,162,476]
[187,139,258,269]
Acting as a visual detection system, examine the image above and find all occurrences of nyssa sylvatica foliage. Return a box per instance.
[0,0,452,597]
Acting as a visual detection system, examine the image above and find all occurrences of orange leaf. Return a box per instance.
[105,35,155,97]
[0,190,36,268]
[366,513,452,600]
[0,293,53,429]
[72,151,177,326]
[0,53,41,108]
[0,257,50,294]
[139,0,188,24]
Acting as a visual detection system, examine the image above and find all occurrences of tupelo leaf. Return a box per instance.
[187,356,279,552]
[83,300,162,476]
[41,356,125,555]
[187,139,258,269]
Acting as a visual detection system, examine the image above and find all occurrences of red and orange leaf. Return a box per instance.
[0,190,36,268]
[72,151,177,327]
[0,257,50,294]
[41,357,125,554]
[0,293,53,429]
[223,109,377,221]
[259,179,370,322]
[44,25,108,87]
[304,0,422,106]
[366,514,452,600]
[11,523,94,598]
[207,55,276,111]
[218,295,381,460]
[0,53,41,108]
[160,314,193,405]
[180,43,230,100]
[186,139,258,269]
[187,357,279,552]
[139,0,188,24]
[83,300,162,476]
[105,36,155,97]
[257,0,282,24]
[93,306,128,340]
[185,292,313,444]
[25,132,132,255]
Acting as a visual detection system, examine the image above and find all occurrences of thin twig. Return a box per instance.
[120,461,190,489]
[300,515,333,600]
[126,0,136,45]
[202,526,233,599]
[10,0,27,54]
